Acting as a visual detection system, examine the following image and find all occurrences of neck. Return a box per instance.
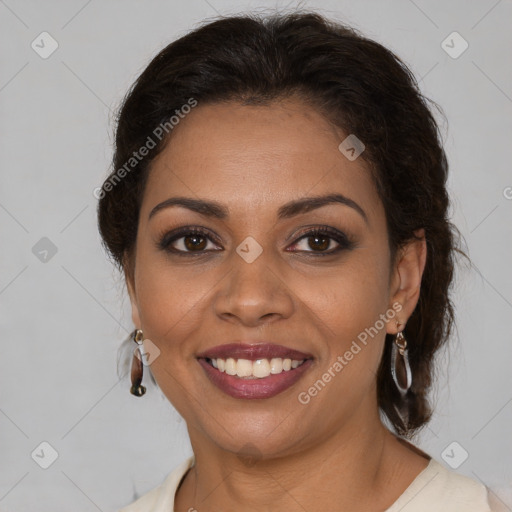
[176,405,414,511]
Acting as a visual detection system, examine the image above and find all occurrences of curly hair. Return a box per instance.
[97,11,466,437]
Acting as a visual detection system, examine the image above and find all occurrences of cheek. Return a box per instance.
[310,251,391,384]
[133,241,223,365]
[133,253,207,416]
[316,252,390,331]
[133,245,188,342]
[135,268,205,352]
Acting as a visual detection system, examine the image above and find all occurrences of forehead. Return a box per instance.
[140,98,382,222]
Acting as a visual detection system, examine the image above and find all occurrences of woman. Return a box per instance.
[97,11,497,511]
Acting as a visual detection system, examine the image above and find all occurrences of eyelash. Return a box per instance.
[157,226,355,257]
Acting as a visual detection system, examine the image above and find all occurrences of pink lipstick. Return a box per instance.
[196,342,314,400]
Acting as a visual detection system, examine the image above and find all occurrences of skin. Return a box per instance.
[126,96,429,511]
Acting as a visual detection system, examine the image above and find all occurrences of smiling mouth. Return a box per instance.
[196,342,314,399]
[202,357,308,379]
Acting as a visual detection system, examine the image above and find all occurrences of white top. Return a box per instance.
[119,455,498,511]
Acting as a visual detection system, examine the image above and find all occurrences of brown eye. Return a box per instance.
[305,234,331,252]
[158,227,221,254]
[183,234,208,251]
[289,227,354,255]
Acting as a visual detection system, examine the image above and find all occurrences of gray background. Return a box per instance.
[1,0,511,510]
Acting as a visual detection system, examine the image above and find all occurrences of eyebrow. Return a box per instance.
[148,193,368,224]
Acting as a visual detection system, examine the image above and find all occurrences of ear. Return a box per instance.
[124,257,141,328]
[386,229,427,335]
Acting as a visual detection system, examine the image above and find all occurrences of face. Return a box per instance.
[126,97,424,459]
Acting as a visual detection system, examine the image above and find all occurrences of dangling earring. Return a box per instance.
[130,329,146,397]
[391,322,412,396]
[391,321,412,432]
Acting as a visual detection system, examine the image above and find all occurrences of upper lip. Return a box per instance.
[196,343,313,361]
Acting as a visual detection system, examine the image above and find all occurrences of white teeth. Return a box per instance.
[253,359,271,378]
[225,357,237,376]
[270,358,283,374]
[236,359,253,377]
[207,357,305,378]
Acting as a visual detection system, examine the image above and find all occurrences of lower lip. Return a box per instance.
[197,358,314,399]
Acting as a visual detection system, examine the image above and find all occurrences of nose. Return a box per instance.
[213,248,295,328]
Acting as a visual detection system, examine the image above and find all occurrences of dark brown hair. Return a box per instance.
[97,11,466,437]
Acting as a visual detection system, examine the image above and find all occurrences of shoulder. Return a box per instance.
[387,458,494,512]
[118,456,195,512]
